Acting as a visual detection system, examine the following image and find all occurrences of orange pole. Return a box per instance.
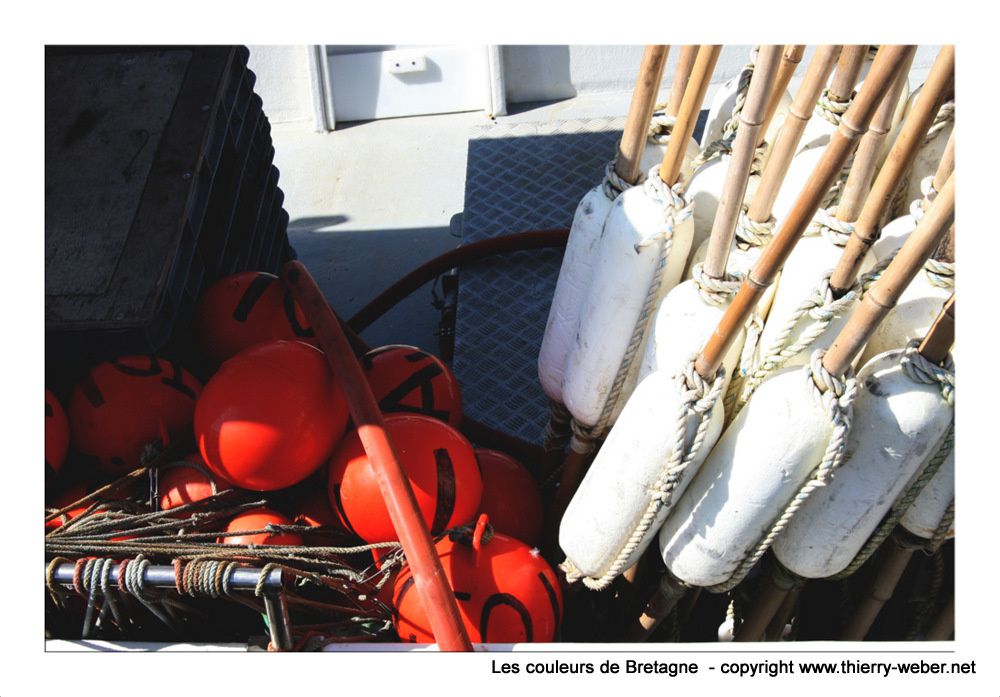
[282,261,473,651]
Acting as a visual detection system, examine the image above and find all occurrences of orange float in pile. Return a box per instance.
[475,449,543,547]
[157,454,231,511]
[195,271,317,365]
[45,389,69,473]
[328,413,482,543]
[362,345,462,426]
[196,340,349,491]
[68,356,202,475]
[393,514,562,643]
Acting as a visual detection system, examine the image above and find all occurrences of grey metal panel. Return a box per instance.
[454,118,624,444]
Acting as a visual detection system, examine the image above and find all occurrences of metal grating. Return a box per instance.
[453,117,626,444]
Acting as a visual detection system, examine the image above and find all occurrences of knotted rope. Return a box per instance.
[542,399,573,454]
[806,206,853,247]
[647,106,676,145]
[708,352,857,593]
[735,208,776,250]
[601,158,635,201]
[569,168,694,451]
[816,88,854,126]
[731,272,861,415]
[861,244,954,294]
[925,100,954,145]
[561,359,726,590]
[691,263,742,307]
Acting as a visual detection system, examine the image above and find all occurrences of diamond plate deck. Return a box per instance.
[453,117,625,447]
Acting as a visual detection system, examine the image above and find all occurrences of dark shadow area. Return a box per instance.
[288,223,458,353]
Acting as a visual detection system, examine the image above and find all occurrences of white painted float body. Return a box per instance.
[772,349,953,578]
[686,156,762,258]
[560,369,724,580]
[901,448,955,540]
[860,259,952,366]
[538,183,618,402]
[659,364,835,587]
[751,234,873,374]
[561,178,694,428]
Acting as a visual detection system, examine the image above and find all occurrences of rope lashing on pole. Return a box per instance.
[561,359,726,590]
[707,351,857,594]
[729,271,861,413]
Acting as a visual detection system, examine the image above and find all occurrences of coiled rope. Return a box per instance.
[707,352,857,593]
[561,359,726,590]
[691,263,742,307]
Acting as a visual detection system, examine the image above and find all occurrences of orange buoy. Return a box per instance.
[158,454,231,511]
[220,508,302,546]
[196,340,349,491]
[195,271,316,364]
[68,356,202,475]
[475,449,543,546]
[45,389,70,473]
[362,345,462,426]
[45,482,90,531]
[328,413,482,543]
[393,514,562,643]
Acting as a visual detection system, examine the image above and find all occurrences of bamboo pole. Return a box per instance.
[836,47,916,223]
[748,46,842,225]
[703,45,784,280]
[756,45,805,148]
[695,45,914,382]
[925,595,955,640]
[616,46,670,184]
[830,46,955,295]
[829,45,869,101]
[823,174,955,377]
[623,48,915,642]
[667,46,699,118]
[841,533,919,640]
[660,45,722,186]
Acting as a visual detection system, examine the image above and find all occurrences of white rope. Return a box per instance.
[816,87,854,126]
[707,351,857,593]
[925,100,954,145]
[900,338,955,406]
[691,263,742,307]
[735,208,775,250]
[561,359,726,590]
[908,175,938,223]
[806,206,854,247]
[734,271,860,412]
[647,105,677,145]
[601,159,635,200]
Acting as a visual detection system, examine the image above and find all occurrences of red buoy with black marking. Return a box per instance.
[196,340,349,491]
[46,389,70,474]
[393,514,562,643]
[220,508,303,546]
[68,356,202,475]
[327,413,482,543]
[157,454,231,511]
[361,345,462,426]
[475,449,543,547]
[195,271,317,365]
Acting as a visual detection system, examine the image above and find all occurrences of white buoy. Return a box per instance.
[538,46,669,406]
[901,448,954,540]
[771,345,953,579]
[558,48,785,586]
[619,48,920,643]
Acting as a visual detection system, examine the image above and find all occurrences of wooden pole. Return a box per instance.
[925,595,955,640]
[822,174,955,377]
[660,45,722,186]
[829,46,955,295]
[841,533,917,640]
[829,45,869,101]
[836,47,916,223]
[748,46,842,224]
[703,45,784,280]
[695,45,914,382]
[615,46,670,184]
[667,46,699,118]
[918,294,955,365]
[756,44,805,148]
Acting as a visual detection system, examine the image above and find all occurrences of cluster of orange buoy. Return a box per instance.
[46,270,559,644]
